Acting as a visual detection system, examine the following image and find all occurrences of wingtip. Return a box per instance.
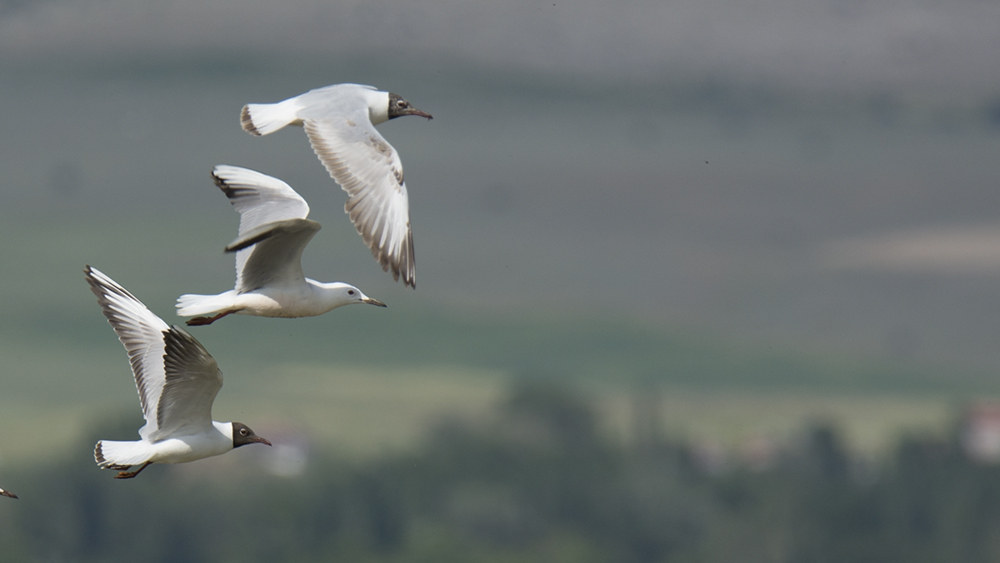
[211,168,233,196]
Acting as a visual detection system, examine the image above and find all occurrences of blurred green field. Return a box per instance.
[0,351,965,466]
[0,206,995,468]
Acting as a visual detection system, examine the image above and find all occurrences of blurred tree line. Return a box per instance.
[3,382,1000,563]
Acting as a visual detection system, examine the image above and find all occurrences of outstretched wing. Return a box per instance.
[299,99,415,288]
[85,266,222,442]
[225,218,321,293]
[211,165,315,291]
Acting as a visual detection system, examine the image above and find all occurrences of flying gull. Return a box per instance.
[0,487,16,499]
[241,83,432,289]
[176,165,387,326]
[86,265,271,479]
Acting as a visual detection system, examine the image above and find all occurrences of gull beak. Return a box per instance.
[407,107,433,120]
[254,436,272,447]
[363,297,388,307]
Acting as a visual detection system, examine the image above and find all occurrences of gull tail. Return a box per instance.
[94,440,153,469]
[176,292,237,318]
[241,99,302,136]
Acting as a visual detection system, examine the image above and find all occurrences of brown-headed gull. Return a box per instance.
[240,83,432,289]
[86,266,271,479]
[176,165,387,326]
[0,487,16,499]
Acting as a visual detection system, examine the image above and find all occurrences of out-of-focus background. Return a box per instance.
[2,0,1000,560]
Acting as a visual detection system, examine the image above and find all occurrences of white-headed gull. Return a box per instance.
[241,83,432,289]
[86,265,271,479]
[0,487,16,499]
[176,165,387,326]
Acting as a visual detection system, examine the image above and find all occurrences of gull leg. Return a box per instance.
[186,311,234,326]
[114,461,152,479]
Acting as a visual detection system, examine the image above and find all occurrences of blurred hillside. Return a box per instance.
[4,384,1000,563]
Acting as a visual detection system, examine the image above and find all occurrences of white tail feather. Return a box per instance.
[241,99,302,136]
[94,440,153,468]
[176,292,237,317]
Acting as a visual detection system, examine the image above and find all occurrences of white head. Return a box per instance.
[321,282,387,310]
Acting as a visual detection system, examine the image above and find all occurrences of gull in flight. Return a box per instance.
[241,83,432,289]
[176,165,387,326]
[86,266,271,479]
[0,487,16,499]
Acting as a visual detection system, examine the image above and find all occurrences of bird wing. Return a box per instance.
[85,266,222,442]
[227,218,322,292]
[298,99,415,288]
[211,165,313,291]
[154,326,223,440]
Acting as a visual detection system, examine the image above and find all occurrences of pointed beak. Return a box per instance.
[363,297,388,307]
[254,436,272,447]
[407,107,433,120]
[0,489,17,499]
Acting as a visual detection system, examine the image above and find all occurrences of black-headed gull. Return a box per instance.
[86,266,271,479]
[0,487,16,499]
[241,83,432,289]
[176,165,387,326]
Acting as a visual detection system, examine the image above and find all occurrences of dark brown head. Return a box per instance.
[232,422,272,448]
[388,93,433,120]
[0,488,17,499]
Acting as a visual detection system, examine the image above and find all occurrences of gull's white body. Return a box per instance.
[241,84,418,288]
[86,266,261,473]
[96,422,235,466]
[179,280,365,319]
[244,85,391,133]
[176,165,383,323]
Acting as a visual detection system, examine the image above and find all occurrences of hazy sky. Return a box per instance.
[3,0,1000,101]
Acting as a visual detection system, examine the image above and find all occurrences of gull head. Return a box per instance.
[0,488,17,499]
[388,93,433,120]
[232,422,272,448]
[337,284,387,308]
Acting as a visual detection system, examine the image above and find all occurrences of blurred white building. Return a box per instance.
[961,403,1000,463]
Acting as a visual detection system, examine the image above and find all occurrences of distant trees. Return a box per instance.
[3,383,1000,562]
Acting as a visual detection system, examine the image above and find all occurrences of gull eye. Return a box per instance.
[397,100,408,108]
[240,428,249,436]
[348,290,355,296]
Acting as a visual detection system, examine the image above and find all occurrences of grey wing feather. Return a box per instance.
[235,219,321,292]
[85,266,171,439]
[86,267,222,441]
[213,165,310,232]
[299,103,415,288]
[154,326,223,439]
[211,165,314,289]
